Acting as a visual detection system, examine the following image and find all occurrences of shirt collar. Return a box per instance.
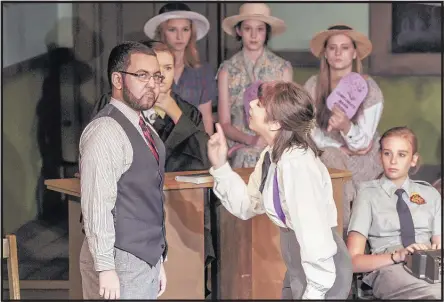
[110,97,161,139]
[379,175,412,197]
[110,97,141,129]
[142,108,155,122]
[264,145,273,158]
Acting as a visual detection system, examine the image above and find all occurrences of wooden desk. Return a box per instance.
[45,167,351,300]
[45,170,210,300]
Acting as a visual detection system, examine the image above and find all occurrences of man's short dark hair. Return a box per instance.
[107,41,156,87]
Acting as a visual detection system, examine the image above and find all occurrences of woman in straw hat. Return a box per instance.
[217,3,293,168]
[303,25,384,234]
[144,2,217,135]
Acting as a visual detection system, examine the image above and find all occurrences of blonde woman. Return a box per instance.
[144,2,216,135]
[304,25,384,233]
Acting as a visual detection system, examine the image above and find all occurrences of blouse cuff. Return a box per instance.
[209,162,233,179]
[341,123,360,143]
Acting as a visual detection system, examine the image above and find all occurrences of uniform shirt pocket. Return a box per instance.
[373,210,399,236]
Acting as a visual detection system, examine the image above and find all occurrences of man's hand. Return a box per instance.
[157,263,167,297]
[99,270,120,299]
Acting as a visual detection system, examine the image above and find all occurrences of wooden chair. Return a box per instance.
[3,234,20,299]
[351,241,375,300]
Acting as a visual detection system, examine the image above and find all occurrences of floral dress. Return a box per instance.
[219,48,292,168]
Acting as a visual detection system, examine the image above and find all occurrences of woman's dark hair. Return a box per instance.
[235,21,271,48]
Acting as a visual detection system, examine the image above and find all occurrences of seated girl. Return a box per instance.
[208,81,352,299]
[347,126,441,300]
[141,40,210,172]
[304,25,384,233]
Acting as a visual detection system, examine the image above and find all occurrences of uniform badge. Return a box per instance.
[410,192,426,205]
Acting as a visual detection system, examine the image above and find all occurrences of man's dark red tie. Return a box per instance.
[139,116,159,162]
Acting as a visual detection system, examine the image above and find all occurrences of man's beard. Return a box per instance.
[122,85,156,111]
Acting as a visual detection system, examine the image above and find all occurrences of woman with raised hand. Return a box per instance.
[208,81,352,299]
[144,2,217,135]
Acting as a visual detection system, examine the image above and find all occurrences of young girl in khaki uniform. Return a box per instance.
[347,126,441,299]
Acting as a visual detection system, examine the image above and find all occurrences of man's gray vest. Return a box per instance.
[93,103,167,266]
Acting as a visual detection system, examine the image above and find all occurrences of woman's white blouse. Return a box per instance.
[210,146,340,299]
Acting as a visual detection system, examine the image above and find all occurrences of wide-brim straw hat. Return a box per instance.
[310,24,372,60]
[143,2,210,41]
[222,3,286,37]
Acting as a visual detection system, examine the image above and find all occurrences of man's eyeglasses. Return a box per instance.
[119,71,164,84]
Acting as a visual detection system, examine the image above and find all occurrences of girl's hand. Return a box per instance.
[208,123,229,169]
[327,105,352,133]
[393,243,430,262]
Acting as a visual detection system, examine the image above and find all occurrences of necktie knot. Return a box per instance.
[139,116,147,128]
[395,188,405,198]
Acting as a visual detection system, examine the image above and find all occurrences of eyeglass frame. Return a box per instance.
[119,70,165,84]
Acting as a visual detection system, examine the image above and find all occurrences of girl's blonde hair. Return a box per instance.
[378,126,421,177]
[155,19,201,68]
[315,35,363,130]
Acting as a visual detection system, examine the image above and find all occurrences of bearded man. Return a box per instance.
[78,41,168,300]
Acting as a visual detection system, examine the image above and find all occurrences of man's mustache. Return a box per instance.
[144,88,155,99]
